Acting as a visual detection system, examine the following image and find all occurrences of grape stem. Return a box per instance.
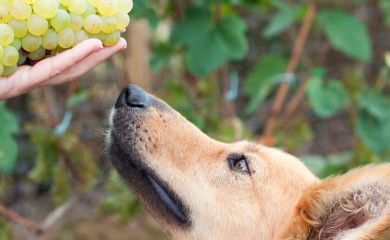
[0,203,44,234]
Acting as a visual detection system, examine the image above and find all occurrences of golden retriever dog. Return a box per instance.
[107,84,390,240]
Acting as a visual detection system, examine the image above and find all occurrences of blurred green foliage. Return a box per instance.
[1,0,390,236]
[0,102,19,175]
[171,7,247,76]
[306,69,349,118]
[317,9,372,62]
[101,171,141,222]
[0,221,12,240]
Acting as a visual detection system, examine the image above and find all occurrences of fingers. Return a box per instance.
[29,39,104,84]
[0,65,32,100]
[47,38,127,85]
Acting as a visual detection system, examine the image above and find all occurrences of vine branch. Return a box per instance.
[0,203,44,234]
[282,43,330,119]
[261,0,317,146]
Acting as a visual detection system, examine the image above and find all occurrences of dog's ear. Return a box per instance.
[280,165,390,240]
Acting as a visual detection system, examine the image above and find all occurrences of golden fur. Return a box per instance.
[108,86,390,240]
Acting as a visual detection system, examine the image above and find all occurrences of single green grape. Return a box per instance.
[10,0,31,20]
[115,12,129,31]
[117,0,132,13]
[8,19,27,38]
[10,38,22,50]
[101,16,116,33]
[0,0,10,7]
[74,29,89,46]
[0,23,14,46]
[33,0,59,19]
[2,64,17,77]
[42,29,58,50]
[84,14,102,34]
[22,33,42,52]
[68,0,86,15]
[58,27,74,48]
[82,2,96,18]
[28,46,46,60]
[98,0,119,16]
[0,6,12,23]
[17,54,27,65]
[60,0,70,7]
[103,30,119,46]
[1,46,19,67]
[27,14,48,36]
[50,9,70,31]
[69,13,83,31]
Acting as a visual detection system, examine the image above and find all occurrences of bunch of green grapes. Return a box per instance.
[0,0,132,77]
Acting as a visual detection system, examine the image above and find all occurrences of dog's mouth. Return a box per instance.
[109,131,191,228]
[146,172,189,222]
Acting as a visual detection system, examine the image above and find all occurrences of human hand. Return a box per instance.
[0,38,127,100]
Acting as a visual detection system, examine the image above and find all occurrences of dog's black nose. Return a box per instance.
[115,84,149,109]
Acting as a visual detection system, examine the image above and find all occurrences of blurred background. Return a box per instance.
[1,0,390,239]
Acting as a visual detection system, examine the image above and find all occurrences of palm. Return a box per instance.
[0,38,127,100]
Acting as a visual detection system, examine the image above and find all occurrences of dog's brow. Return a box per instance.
[244,144,260,153]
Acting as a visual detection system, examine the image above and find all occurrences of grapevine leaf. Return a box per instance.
[317,9,372,62]
[379,0,390,29]
[0,102,19,135]
[244,54,287,114]
[0,137,18,174]
[171,7,248,76]
[66,90,90,108]
[0,102,19,174]
[263,6,300,38]
[306,77,348,118]
[301,155,327,176]
[130,0,158,28]
[356,90,390,153]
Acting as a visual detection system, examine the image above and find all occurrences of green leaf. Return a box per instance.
[0,138,18,174]
[359,90,390,121]
[356,91,390,153]
[150,42,174,71]
[379,0,390,29]
[66,90,90,108]
[171,8,248,76]
[51,165,70,205]
[302,152,353,178]
[0,102,19,174]
[130,0,158,28]
[263,6,300,38]
[244,54,287,113]
[301,155,327,176]
[0,102,19,135]
[306,77,348,118]
[317,9,372,62]
[171,8,211,47]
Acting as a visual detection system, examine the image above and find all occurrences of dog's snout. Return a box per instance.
[115,84,149,109]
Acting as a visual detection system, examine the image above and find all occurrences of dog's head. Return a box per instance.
[107,85,390,239]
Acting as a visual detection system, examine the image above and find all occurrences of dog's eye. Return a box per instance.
[228,154,250,174]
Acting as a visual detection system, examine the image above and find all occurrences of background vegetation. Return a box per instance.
[1,0,390,239]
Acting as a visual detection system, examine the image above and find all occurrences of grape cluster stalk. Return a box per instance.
[0,0,133,77]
